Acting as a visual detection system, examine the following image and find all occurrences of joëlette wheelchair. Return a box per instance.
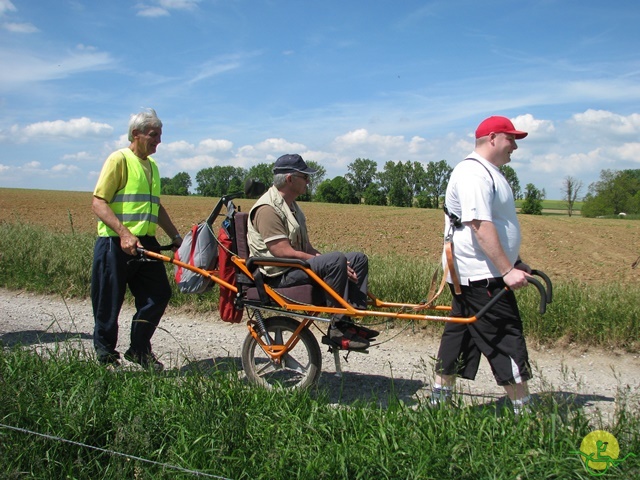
[140,188,552,390]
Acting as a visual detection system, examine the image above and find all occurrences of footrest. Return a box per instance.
[321,335,369,353]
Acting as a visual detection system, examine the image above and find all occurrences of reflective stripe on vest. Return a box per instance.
[97,149,161,237]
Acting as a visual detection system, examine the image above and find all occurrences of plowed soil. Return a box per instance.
[2,188,639,285]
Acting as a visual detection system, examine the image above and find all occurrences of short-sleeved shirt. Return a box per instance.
[93,149,153,203]
[443,152,521,284]
[252,205,291,245]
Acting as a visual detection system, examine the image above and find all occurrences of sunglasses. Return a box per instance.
[291,173,310,181]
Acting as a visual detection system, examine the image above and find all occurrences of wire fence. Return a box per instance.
[0,422,233,480]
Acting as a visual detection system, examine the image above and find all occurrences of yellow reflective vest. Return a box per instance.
[97,149,161,237]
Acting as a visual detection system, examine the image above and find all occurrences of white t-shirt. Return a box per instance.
[443,152,521,284]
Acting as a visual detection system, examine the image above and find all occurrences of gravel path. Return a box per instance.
[1,288,638,424]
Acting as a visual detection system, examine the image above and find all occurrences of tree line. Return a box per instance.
[162,161,640,217]
[161,158,534,209]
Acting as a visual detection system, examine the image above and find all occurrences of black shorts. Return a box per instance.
[436,279,532,386]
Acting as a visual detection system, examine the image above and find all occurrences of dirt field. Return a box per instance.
[2,188,639,285]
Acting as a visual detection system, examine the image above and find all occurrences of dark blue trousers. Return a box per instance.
[91,236,172,362]
[272,251,369,316]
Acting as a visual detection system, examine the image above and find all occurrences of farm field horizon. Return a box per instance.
[1,187,638,285]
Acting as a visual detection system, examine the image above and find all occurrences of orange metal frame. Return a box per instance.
[141,248,479,323]
[141,248,489,365]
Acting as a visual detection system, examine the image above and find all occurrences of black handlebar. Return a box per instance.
[530,269,552,304]
[475,270,553,320]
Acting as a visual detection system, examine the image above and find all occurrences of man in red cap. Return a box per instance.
[432,116,535,415]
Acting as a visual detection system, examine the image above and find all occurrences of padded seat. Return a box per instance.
[234,212,324,306]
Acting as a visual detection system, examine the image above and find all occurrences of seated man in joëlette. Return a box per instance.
[246,154,377,350]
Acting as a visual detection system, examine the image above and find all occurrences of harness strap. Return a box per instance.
[445,240,462,295]
[411,247,457,312]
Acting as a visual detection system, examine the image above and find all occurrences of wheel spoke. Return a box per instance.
[254,359,279,376]
[282,353,307,373]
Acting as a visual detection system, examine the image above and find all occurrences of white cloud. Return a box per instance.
[609,142,640,163]
[62,151,95,162]
[254,138,306,153]
[163,140,195,155]
[3,22,38,33]
[571,109,640,137]
[162,138,233,156]
[333,128,422,160]
[0,0,16,16]
[174,154,220,170]
[0,46,114,88]
[51,163,81,174]
[136,6,169,17]
[512,114,555,139]
[334,128,406,150]
[136,0,199,17]
[236,138,306,159]
[19,118,113,140]
[198,138,233,153]
[408,135,427,154]
[187,54,249,85]
[159,0,199,10]
[533,149,608,176]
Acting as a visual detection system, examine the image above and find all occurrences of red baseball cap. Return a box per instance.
[475,116,528,139]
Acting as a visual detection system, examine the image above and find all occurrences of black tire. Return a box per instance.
[241,316,322,389]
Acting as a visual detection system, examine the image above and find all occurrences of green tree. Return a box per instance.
[315,176,358,204]
[424,160,452,209]
[246,163,274,188]
[562,176,583,217]
[195,166,246,197]
[415,190,433,208]
[363,182,387,205]
[500,165,521,200]
[405,161,427,206]
[161,172,191,196]
[345,158,378,203]
[378,161,412,207]
[582,169,640,217]
[520,183,544,215]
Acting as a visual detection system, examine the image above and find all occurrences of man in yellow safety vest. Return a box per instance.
[91,108,182,370]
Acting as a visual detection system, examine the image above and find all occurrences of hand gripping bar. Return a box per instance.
[474,270,552,320]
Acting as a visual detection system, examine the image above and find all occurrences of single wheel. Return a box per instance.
[241,316,322,389]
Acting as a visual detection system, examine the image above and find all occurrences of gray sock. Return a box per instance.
[512,395,532,415]
[430,384,453,405]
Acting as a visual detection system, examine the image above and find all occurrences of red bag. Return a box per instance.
[218,226,243,323]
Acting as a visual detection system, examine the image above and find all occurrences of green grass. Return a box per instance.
[0,346,638,479]
[2,223,640,478]
[515,199,583,213]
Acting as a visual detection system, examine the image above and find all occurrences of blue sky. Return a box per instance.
[1,0,640,199]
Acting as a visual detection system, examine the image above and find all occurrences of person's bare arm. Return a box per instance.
[266,238,315,261]
[92,196,139,255]
[468,219,529,289]
[157,203,182,247]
